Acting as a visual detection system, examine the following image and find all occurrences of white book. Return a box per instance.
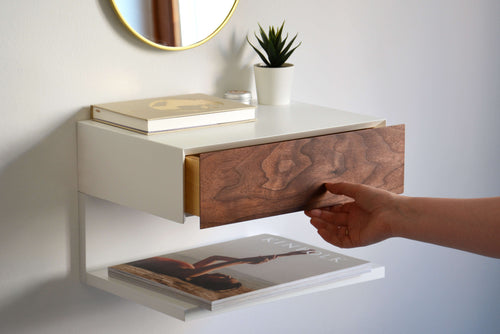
[91,93,256,135]
[108,234,372,311]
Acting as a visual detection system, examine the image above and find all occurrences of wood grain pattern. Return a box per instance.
[198,125,405,228]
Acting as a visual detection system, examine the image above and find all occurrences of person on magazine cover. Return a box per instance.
[129,249,314,291]
[305,182,500,258]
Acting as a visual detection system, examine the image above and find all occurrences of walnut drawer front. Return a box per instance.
[185,124,405,229]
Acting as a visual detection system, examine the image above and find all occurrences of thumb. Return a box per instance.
[325,182,362,199]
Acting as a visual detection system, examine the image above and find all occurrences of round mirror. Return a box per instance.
[110,0,239,50]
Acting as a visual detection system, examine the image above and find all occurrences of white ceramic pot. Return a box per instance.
[254,63,295,105]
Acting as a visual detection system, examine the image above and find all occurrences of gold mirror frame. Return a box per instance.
[110,0,239,51]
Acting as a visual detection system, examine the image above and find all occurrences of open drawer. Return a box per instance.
[185,124,405,228]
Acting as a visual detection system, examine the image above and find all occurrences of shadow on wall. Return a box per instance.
[215,30,255,97]
[99,0,256,96]
[0,108,115,332]
[0,279,123,333]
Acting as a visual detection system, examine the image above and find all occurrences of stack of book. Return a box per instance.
[91,93,256,135]
[108,234,373,311]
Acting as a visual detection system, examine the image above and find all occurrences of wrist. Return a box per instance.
[385,194,414,239]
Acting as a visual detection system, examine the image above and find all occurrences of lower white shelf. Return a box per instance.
[85,264,384,321]
[79,193,385,321]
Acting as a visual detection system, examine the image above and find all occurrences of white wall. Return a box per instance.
[1,0,499,333]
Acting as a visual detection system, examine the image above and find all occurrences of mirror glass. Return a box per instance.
[111,0,238,50]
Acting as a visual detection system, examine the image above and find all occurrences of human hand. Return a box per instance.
[305,182,399,248]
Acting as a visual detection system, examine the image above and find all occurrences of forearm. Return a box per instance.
[391,196,500,258]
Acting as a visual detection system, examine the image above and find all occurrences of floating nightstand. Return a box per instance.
[78,101,403,320]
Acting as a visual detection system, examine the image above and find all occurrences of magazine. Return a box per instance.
[108,234,372,311]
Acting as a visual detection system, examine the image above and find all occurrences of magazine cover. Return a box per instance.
[108,234,371,310]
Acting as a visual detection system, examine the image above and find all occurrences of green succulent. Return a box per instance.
[247,22,301,68]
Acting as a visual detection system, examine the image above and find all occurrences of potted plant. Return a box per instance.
[247,22,301,105]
